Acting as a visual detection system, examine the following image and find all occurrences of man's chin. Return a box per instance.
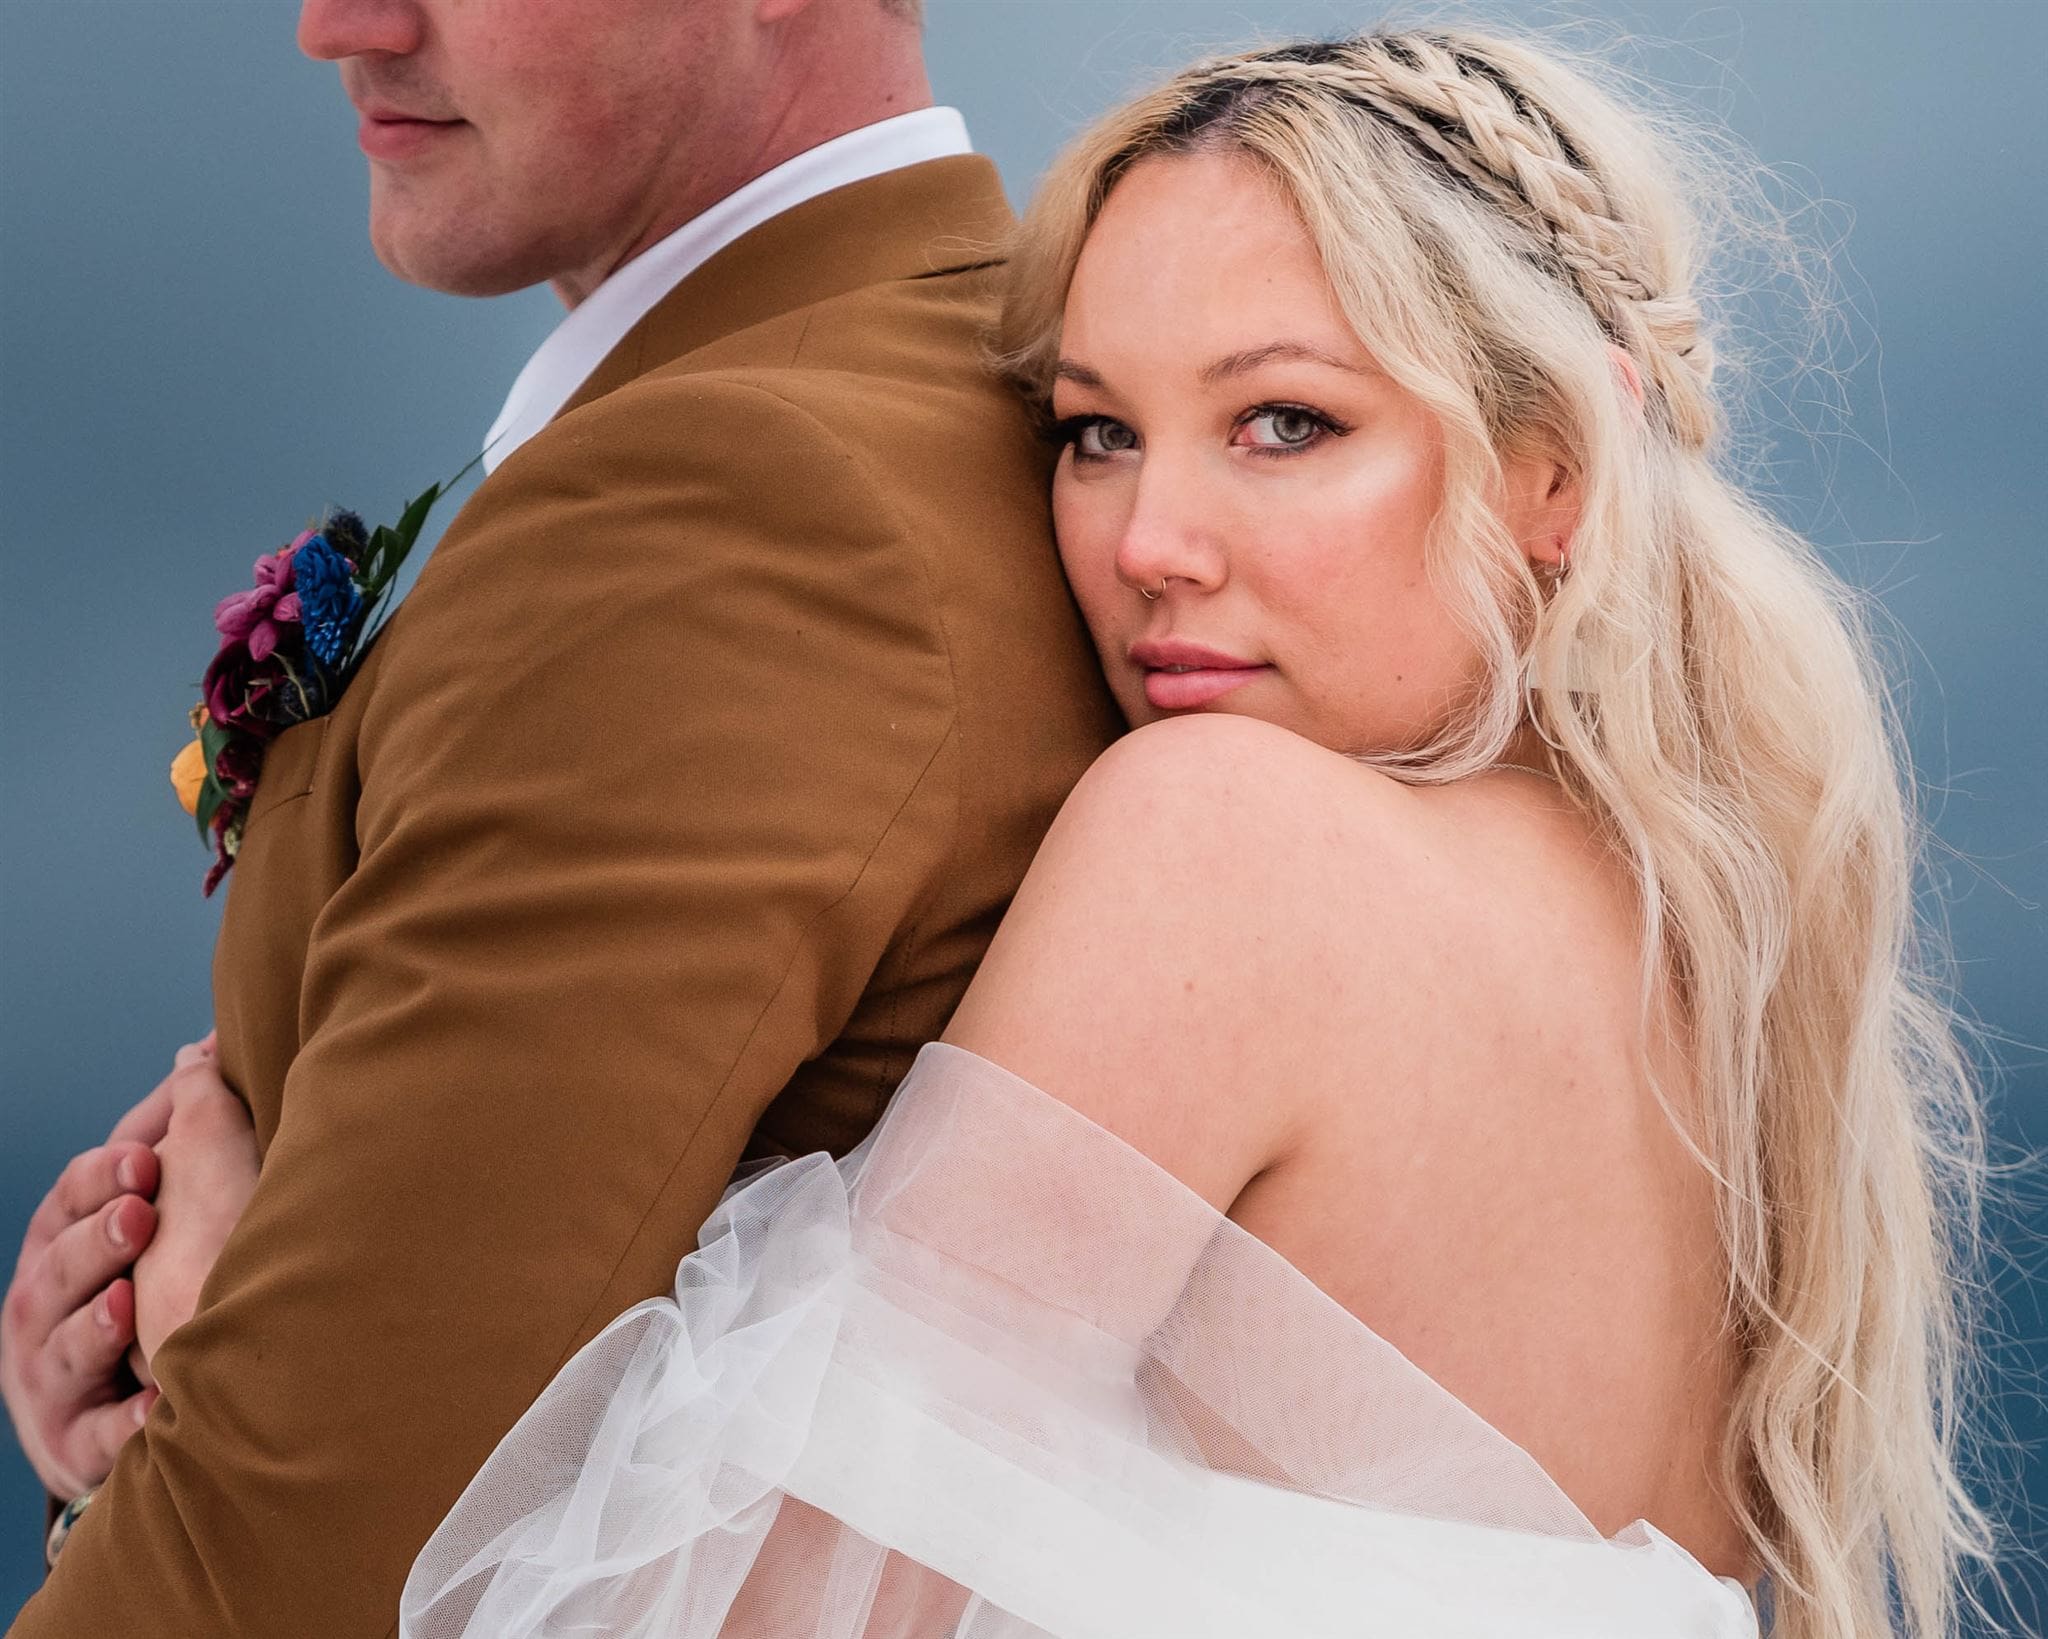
[364,184,565,297]
[366,217,551,299]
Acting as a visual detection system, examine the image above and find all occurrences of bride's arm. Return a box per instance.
[126,1064,261,1385]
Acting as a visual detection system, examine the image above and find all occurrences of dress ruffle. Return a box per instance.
[401,1043,1757,1638]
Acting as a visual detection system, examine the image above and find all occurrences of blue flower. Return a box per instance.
[295,531,365,669]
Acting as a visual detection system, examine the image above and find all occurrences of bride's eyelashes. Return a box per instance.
[1231,403,1352,455]
[1045,413,1135,460]
[1046,403,1353,464]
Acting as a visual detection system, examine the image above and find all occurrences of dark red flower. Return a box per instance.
[203,822,235,898]
[212,736,264,801]
[202,642,289,743]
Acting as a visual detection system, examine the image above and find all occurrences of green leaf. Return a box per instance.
[392,483,443,552]
[357,525,406,596]
[194,718,237,842]
[199,716,234,765]
[195,773,225,843]
[355,455,479,598]
[356,483,446,599]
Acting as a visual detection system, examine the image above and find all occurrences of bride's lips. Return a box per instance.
[355,107,465,162]
[1129,639,1271,711]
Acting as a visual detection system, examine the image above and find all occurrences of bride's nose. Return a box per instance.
[1113,461,1228,600]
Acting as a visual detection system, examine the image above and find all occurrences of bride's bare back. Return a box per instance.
[943,713,1746,1579]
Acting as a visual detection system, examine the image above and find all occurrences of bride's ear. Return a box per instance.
[1504,453,1580,581]
[1508,348,1639,579]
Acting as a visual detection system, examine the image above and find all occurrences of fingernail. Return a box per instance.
[106,1212,131,1254]
[93,1293,113,1329]
[132,1397,150,1426]
[116,1156,140,1192]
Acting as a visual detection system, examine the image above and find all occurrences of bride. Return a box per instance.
[120,27,1987,1639]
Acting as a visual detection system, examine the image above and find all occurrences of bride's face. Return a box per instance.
[1052,151,1536,754]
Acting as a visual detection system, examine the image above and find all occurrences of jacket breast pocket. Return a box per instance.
[242,715,330,831]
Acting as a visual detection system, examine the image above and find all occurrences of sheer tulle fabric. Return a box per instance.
[400,1043,1757,1638]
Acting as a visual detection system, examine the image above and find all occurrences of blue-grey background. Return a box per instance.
[3,0,2041,1623]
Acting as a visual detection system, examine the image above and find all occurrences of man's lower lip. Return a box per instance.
[357,116,461,162]
[1143,667,1269,710]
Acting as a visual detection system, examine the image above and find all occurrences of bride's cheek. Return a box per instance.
[1053,504,1124,620]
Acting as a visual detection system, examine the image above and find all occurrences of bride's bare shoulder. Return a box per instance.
[1037,713,1411,876]
[941,715,1528,1202]
[995,714,1431,954]
[1022,712,1533,925]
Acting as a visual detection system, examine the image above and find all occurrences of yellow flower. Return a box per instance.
[171,735,208,816]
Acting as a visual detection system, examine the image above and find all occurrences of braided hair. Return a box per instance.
[1078,32,1716,454]
[1218,41,1708,380]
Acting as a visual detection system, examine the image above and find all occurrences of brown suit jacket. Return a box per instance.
[13,155,1119,1636]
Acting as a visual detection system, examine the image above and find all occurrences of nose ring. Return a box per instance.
[1139,581,1164,601]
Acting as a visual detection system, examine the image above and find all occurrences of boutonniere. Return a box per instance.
[171,463,475,894]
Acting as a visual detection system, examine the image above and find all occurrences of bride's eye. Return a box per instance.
[1049,415,1139,461]
[1234,404,1347,453]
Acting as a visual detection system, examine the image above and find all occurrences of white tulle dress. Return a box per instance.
[400,1043,1759,1638]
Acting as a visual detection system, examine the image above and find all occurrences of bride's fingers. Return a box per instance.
[171,1035,216,1070]
[98,1037,228,1162]
[162,1057,243,1126]
[56,1387,157,1493]
[19,1144,153,1268]
[107,1077,178,1151]
[44,1277,138,1392]
[17,1197,158,1346]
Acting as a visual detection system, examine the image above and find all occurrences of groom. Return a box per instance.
[3,0,1116,1629]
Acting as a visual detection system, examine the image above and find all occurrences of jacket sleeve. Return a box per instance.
[10,376,961,1637]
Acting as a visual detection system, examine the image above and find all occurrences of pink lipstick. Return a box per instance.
[1129,639,1271,712]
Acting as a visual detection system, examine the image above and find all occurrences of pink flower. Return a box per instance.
[214,535,309,662]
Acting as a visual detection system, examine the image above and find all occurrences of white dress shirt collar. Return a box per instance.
[483,106,973,473]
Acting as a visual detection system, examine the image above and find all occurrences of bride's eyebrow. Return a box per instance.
[1051,343,1371,393]
[1201,341,1369,382]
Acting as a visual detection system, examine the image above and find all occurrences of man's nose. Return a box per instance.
[298,0,423,62]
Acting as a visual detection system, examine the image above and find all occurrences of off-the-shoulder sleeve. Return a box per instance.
[402,1043,1760,1639]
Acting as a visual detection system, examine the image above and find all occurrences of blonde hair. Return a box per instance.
[1000,28,1996,1639]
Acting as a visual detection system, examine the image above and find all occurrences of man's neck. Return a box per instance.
[550,54,937,311]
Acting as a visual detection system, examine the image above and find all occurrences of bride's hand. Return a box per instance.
[129,1050,260,1383]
